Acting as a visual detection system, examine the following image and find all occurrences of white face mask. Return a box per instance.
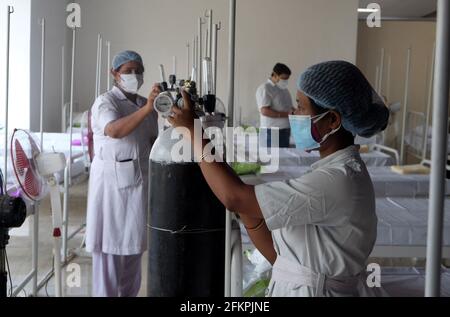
[277,79,289,90]
[119,74,144,94]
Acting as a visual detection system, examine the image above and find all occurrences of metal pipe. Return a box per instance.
[205,29,209,59]
[67,223,86,241]
[374,66,380,95]
[192,39,197,82]
[172,56,177,76]
[212,23,221,95]
[95,34,101,99]
[378,48,385,96]
[159,64,166,83]
[106,41,111,90]
[31,204,39,296]
[4,6,13,195]
[61,46,66,133]
[98,35,103,97]
[11,270,36,297]
[62,166,69,262]
[386,55,392,102]
[40,19,46,152]
[225,0,236,298]
[206,9,213,58]
[186,43,190,79]
[69,28,77,185]
[230,220,243,297]
[423,43,436,160]
[426,0,450,297]
[198,18,204,95]
[400,48,412,165]
[193,36,197,71]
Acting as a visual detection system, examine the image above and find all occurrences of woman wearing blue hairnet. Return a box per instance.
[169,61,389,297]
[86,51,160,297]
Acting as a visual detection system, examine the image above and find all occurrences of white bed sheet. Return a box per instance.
[381,267,450,297]
[376,198,450,246]
[241,166,450,198]
[236,148,395,168]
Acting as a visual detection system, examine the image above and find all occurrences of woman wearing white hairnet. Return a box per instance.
[169,61,390,297]
[86,51,160,297]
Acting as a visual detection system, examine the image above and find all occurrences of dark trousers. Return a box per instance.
[260,128,291,148]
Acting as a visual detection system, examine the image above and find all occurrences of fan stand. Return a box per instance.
[47,176,63,297]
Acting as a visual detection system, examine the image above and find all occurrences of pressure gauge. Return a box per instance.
[154,92,175,118]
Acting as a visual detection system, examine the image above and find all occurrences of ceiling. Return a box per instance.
[359,0,437,19]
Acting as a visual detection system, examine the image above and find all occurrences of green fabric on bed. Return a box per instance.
[231,162,262,176]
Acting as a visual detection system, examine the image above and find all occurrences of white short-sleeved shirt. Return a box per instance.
[255,146,378,297]
[256,79,294,129]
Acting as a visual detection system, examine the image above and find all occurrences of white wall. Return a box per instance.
[73,0,359,126]
[357,21,437,152]
[30,0,69,133]
[0,0,31,132]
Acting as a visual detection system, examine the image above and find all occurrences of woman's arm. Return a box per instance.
[240,215,277,265]
[168,91,277,263]
[105,84,160,139]
[260,106,291,119]
[194,138,277,264]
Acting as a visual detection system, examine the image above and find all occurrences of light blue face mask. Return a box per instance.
[289,112,341,151]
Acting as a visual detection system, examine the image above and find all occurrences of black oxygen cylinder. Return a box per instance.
[148,128,225,297]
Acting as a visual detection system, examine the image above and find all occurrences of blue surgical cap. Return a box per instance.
[297,60,389,138]
[112,50,143,71]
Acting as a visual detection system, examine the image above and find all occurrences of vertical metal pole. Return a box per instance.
[4,6,13,195]
[63,27,77,264]
[193,36,197,77]
[31,204,39,296]
[225,0,236,298]
[173,56,177,76]
[378,48,385,96]
[106,41,111,90]
[69,28,76,185]
[212,23,221,95]
[205,29,209,59]
[386,55,392,102]
[198,18,204,95]
[400,48,412,165]
[374,66,380,95]
[61,46,66,133]
[95,34,101,99]
[423,43,436,161]
[191,36,198,81]
[40,19,46,152]
[426,0,450,297]
[98,35,103,97]
[206,9,213,58]
[186,43,190,80]
[62,167,69,262]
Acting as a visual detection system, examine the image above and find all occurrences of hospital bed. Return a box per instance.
[404,111,450,161]
[241,164,450,199]
[238,163,450,260]
[373,197,450,259]
[233,140,397,168]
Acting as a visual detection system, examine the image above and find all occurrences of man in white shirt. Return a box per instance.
[256,63,295,148]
